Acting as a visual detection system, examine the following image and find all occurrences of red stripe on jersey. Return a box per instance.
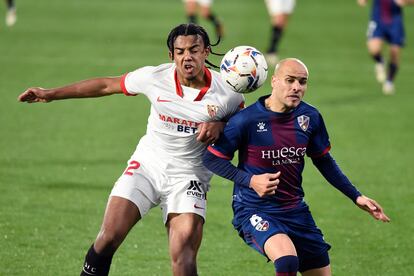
[120,73,136,96]
[309,145,331,158]
[174,67,212,101]
[194,67,212,101]
[174,70,184,97]
[380,0,392,24]
[238,101,245,109]
[207,146,232,160]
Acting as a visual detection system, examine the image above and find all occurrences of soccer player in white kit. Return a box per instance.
[18,23,244,276]
[264,0,296,66]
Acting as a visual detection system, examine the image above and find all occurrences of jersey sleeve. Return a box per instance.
[306,112,331,158]
[120,66,156,96]
[207,113,245,159]
[218,93,245,122]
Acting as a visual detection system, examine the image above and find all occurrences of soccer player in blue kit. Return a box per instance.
[358,0,412,94]
[203,58,390,275]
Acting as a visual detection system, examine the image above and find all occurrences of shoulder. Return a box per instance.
[130,63,173,77]
[125,63,174,85]
[209,68,245,103]
[228,101,260,126]
[297,101,322,117]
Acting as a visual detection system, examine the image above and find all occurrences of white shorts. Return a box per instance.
[110,157,209,224]
[265,0,296,15]
[183,0,213,7]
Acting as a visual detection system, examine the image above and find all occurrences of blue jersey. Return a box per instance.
[209,96,330,212]
[371,0,402,24]
[368,0,405,45]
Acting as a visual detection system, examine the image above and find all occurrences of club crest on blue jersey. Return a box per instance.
[297,115,310,131]
[256,122,268,133]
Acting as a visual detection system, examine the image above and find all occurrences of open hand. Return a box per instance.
[356,195,391,222]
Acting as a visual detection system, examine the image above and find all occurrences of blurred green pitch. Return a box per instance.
[1,0,413,275]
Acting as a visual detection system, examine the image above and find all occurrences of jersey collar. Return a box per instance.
[174,67,212,101]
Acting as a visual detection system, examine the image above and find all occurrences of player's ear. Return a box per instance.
[205,46,211,57]
[271,75,277,88]
[169,51,173,60]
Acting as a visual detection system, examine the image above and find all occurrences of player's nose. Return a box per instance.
[292,80,302,91]
[183,50,193,60]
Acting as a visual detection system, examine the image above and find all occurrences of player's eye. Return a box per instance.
[190,47,200,54]
[299,79,307,85]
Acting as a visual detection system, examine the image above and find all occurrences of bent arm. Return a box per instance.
[312,153,361,202]
[202,149,252,187]
[202,149,280,197]
[18,77,123,103]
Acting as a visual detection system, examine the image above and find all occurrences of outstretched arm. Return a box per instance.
[18,77,123,103]
[312,153,361,202]
[312,153,390,222]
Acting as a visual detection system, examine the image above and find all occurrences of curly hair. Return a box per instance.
[167,23,221,68]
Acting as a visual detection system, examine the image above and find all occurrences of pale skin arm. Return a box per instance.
[355,195,391,222]
[18,77,123,103]
[249,171,281,197]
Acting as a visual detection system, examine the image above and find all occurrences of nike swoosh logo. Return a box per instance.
[157,96,172,102]
[82,269,97,276]
[194,204,205,210]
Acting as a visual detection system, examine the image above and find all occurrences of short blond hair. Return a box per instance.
[274,58,309,77]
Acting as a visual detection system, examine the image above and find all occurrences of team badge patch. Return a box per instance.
[249,214,270,232]
[207,104,219,118]
[255,220,269,231]
[297,115,310,131]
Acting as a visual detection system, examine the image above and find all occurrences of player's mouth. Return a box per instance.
[183,64,194,74]
[287,95,300,100]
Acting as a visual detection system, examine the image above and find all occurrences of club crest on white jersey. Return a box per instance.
[207,104,219,118]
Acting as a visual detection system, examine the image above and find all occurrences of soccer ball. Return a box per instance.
[220,46,268,94]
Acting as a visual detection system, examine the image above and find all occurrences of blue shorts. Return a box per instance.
[233,203,331,271]
[367,18,405,46]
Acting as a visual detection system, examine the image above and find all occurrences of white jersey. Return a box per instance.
[121,63,244,181]
[265,0,296,15]
[183,0,213,7]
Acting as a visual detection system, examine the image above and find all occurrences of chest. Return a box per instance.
[149,81,230,121]
[247,115,313,148]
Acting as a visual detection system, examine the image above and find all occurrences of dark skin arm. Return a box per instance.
[18,77,123,103]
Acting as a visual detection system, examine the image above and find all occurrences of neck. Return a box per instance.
[181,78,205,89]
[264,96,291,113]
[178,70,206,89]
